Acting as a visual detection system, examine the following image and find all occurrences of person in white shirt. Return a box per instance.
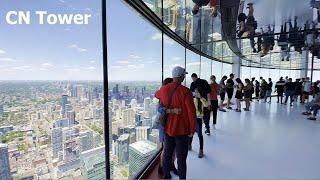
[302,77,312,103]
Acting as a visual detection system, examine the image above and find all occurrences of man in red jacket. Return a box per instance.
[155,66,196,179]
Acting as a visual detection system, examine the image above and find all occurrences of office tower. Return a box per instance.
[52,128,63,159]
[122,108,135,126]
[92,87,99,99]
[79,130,94,152]
[129,141,157,178]
[0,104,3,117]
[136,126,150,141]
[61,95,68,115]
[66,111,76,124]
[63,139,78,162]
[141,117,152,127]
[130,99,137,108]
[71,85,78,97]
[0,144,11,180]
[116,134,130,165]
[143,97,151,112]
[53,119,74,128]
[80,146,105,180]
[94,108,103,119]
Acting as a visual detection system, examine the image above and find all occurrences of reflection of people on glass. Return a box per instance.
[278,23,290,61]
[237,3,258,52]
[192,0,219,17]
[261,25,275,57]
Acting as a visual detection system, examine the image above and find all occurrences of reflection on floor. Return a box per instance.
[171,98,320,179]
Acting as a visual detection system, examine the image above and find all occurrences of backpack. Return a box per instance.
[158,85,180,127]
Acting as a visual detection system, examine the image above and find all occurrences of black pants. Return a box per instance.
[210,100,218,125]
[163,134,189,179]
[277,92,283,103]
[189,118,203,150]
[203,107,210,130]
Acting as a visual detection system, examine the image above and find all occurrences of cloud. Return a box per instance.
[85,66,96,70]
[186,62,201,67]
[172,57,182,61]
[129,55,141,59]
[151,33,174,45]
[0,58,16,62]
[41,63,54,69]
[68,44,87,52]
[11,66,32,71]
[59,0,65,3]
[0,49,5,54]
[90,60,96,64]
[110,65,122,69]
[127,64,144,70]
[117,60,130,64]
[65,68,81,72]
[64,28,71,31]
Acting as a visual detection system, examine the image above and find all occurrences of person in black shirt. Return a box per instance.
[265,78,273,103]
[275,77,285,104]
[226,73,235,109]
[190,73,212,135]
[255,80,260,101]
[294,79,302,103]
[284,78,295,106]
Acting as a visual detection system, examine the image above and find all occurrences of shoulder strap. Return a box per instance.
[168,84,180,108]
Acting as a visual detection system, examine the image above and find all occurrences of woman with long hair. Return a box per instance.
[243,79,252,111]
[189,86,208,158]
[235,78,244,112]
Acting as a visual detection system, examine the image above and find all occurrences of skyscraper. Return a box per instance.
[61,95,68,115]
[80,146,106,180]
[66,111,76,124]
[129,141,157,178]
[52,128,63,159]
[116,134,130,165]
[0,104,4,117]
[0,144,12,180]
[79,130,94,152]
[135,126,150,141]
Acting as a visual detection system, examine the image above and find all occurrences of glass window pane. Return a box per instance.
[186,50,200,87]
[107,1,162,179]
[200,57,212,82]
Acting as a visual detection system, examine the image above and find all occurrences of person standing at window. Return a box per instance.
[235,78,244,112]
[190,73,212,135]
[243,79,252,111]
[226,74,235,109]
[209,75,219,129]
[219,76,228,112]
[302,77,312,103]
[255,80,260,101]
[189,86,208,158]
[284,78,295,106]
[265,78,273,103]
[155,66,196,179]
[275,77,285,104]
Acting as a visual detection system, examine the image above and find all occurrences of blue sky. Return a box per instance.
[0,0,102,80]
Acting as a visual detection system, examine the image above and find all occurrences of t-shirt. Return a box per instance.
[226,78,234,90]
[275,80,285,92]
[219,79,226,93]
[209,83,219,100]
[266,82,273,90]
[285,82,295,91]
[303,81,312,92]
[190,78,211,99]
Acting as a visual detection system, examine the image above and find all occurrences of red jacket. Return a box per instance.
[155,82,196,136]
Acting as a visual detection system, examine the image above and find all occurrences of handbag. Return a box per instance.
[158,84,180,127]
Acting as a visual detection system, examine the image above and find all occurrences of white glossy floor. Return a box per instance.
[173,98,320,179]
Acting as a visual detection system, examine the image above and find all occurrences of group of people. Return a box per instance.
[155,65,320,179]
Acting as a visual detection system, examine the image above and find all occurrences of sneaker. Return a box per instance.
[219,108,226,112]
[243,108,249,111]
[235,109,241,112]
[302,112,312,115]
[188,144,192,151]
[227,107,232,110]
[308,117,317,121]
[205,129,211,135]
[198,149,204,158]
[170,164,178,175]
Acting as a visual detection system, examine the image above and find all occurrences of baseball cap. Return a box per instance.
[172,66,188,78]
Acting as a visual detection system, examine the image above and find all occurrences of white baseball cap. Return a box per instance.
[172,66,188,78]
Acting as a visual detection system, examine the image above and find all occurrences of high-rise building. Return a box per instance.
[53,119,75,128]
[66,111,76,123]
[79,130,94,152]
[136,126,150,141]
[61,95,68,115]
[122,108,135,126]
[116,134,130,165]
[0,104,4,117]
[52,128,63,159]
[129,141,157,178]
[0,144,11,180]
[71,85,78,97]
[143,97,151,112]
[80,146,106,180]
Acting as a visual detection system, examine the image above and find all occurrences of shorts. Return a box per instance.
[266,90,272,97]
[235,91,243,99]
[220,92,225,101]
[226,89,233,99]
[303,91,310,96]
